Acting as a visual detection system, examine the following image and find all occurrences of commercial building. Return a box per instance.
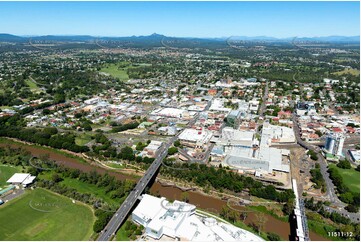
[218,123,291,174]
[324,133,345,157]
[209,98,231,113]
[178,128,213,148]
[226,110,241,128]
[249,99,259,113]
[218,127,254,148]
[132,194,263,241]
[140,140,163,158]
[224,146,290,173]
[151,108,189,119]
[84,97,101,105]
[261,122,296,146]
[296,102,317,116]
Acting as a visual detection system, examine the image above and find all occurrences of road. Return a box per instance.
[258,81,269,118]
[293,114,339,202]
[292,114,359,222]
[97,136,177,241]
[97,92,217,240]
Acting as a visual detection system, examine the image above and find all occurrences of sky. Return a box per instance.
[0,1,359,38]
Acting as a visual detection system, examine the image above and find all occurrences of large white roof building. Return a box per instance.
[178,128,213,146]
[7,173,36,187]
[132,194,264,241]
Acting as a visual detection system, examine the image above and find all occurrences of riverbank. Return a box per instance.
[0,137,327,241]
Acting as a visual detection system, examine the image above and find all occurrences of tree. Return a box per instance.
[174,140,181,147]
[168,147,178,155]
[254,213,268,235]
[337,159,351,169]
[315,130,323,137]
[345,204,359,213]
[267,232,281,241]
[240,211,248,222]
[51,173,63,183]
[181,192,189,203]
[282,199,295,215]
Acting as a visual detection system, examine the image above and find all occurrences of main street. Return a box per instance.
[292,114,359,222]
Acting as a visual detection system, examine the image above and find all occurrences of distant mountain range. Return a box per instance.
[0,33,359,43]
[219,35,360,42]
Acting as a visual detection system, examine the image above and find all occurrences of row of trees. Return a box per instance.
[304,197,353,225]
[328,167,360,212]
[337,159,352,169]
[310,165,326,193]
[0,125,89,153]
[250,185,295,203]
[220,206,281,240]
[161,161,294,203]
[111,122,139,133]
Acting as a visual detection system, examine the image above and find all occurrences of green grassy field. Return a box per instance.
[60,177,121,206]
[100,64,129,81]
[25,79,41,92]
[307,211,340,241]
[106,162,124,169]
[333,68,360,76]
[0,165,20,187]
[329,164,360,193]
[0,188,95,240]
[75,133,93,146]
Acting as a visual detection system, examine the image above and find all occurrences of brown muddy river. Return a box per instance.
[0,141,326,241]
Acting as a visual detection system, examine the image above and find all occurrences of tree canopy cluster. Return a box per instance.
[0,122,89,153]
[111,122,139,133]
[161,161,294,202]
[328,167,360,210]
[310,166,326,192]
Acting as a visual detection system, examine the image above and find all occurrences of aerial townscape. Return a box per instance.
[0,1,360,242]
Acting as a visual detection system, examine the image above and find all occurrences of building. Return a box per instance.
[6,173,36,187]
[151,108,189,119]
[84,97,101,105]
[296,102,317,116]
[178,128,213,148]
[224,146,290,173]
[132,194,264,241]
[218,127,254,148]
[226,110,241,128]
[349,150,360,163]
[249,99,259,113]
[208,89,217,96]
[261,122,296,145]
[324,133,345,157]
[140,140,163,158]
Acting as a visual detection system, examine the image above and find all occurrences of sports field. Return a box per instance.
[0,188,95,240]
[329,164,360,193]
[0,165,20,187]
[100,63,129,81]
